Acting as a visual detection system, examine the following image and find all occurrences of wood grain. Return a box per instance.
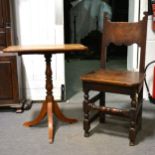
[3,44,88,54]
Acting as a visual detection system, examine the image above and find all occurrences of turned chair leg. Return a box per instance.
[99,92,105,123]
[83,90,90,137]
[129,93,138,146]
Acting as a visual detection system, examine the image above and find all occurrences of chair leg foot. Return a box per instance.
[84,132,90,137]
[129,127,136,146]
[129,141,135,146]
[83,120,90,137]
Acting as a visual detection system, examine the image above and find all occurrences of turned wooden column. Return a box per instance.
[45,54,53,101]
[44,53,54,143]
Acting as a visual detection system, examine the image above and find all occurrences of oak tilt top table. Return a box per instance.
[3,44,88,143]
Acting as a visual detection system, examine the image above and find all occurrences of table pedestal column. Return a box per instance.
[23,54,77,143]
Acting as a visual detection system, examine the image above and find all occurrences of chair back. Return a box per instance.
[100,12,148,73]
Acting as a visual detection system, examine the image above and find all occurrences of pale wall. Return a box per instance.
[13,0,65,100]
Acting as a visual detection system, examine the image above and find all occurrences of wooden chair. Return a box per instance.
[80,12,148,146]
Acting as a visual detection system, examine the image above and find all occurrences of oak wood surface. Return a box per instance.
[3,44,88,54]
[81,69,145,87]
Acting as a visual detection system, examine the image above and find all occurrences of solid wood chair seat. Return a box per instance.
[81,69,145,87]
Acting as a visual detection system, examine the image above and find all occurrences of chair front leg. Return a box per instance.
[83,90,90,137]
[129,93,138,146]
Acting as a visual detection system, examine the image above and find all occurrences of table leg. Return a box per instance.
[23,53,77,143]
[47,101,53,144]
[23,101,47,127]
[54,100,77,123]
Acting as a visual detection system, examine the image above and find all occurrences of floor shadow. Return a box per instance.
[89,115,129,138]
[0,107,17,112]
[86,104,155,145]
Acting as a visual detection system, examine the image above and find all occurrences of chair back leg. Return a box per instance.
[99,92,106,123]
[83,90,90,137]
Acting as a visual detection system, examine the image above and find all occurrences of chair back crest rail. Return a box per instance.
[100,12,148,73]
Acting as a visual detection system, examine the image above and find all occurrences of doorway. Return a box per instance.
[64,0,129,99]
